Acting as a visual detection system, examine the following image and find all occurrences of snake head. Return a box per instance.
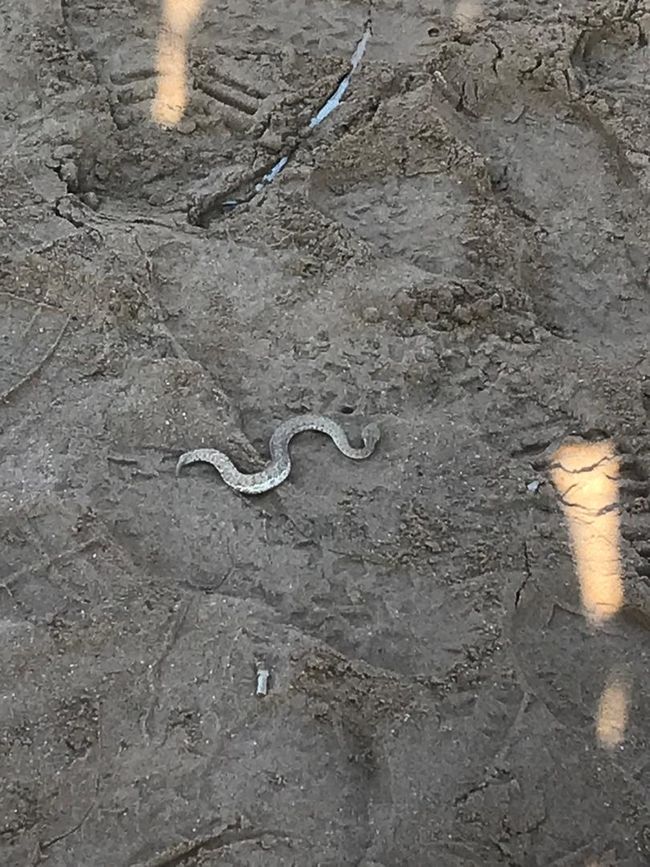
[361,422,381,452]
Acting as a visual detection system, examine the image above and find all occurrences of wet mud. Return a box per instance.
[1,1,649,865]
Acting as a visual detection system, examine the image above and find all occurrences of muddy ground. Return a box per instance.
[1,1,649,865]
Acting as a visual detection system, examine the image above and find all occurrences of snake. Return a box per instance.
[176,414,380,495]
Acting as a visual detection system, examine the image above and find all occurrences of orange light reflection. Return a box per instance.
[550,440,623,625]
[595,670,630,749]
[152,0,204,127]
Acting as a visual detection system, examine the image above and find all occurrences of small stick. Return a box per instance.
[0,315,71,404]
[0,290,62,311]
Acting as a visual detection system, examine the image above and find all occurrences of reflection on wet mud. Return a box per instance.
[550,439,633,750]
[453,0,483,27]
[595,669,630,749]
[550,440,623,625]
[152,0,204,126]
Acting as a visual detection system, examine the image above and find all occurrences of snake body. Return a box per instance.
[176,414,380,495]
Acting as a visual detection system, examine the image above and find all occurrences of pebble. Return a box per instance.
[394,291,415,319]
[176,118,196,135]
[148,189,173,206]
[81,191,99,210]
[59,161,78,190]
[497,4,525,22]
[52,144,76,161]
[259,129,282,152]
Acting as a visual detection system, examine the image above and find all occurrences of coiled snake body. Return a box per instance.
[176,414,380,495]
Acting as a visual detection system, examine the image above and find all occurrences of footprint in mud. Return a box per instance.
[57,0,375,214]
[311,173,473,278]
[571,16,649,97]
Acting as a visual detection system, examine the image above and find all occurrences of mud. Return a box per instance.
[1,1,649,865]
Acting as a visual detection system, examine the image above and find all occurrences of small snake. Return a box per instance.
[176,414,380,495]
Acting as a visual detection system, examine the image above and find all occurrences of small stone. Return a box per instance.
[626,151,649,169]
[441,349,467,373]
[414,344,436,363]
[81,191,99,210]
[259,128,282,152]
[453,304,473,324]
[422,302,437,322]
[437,288,454,313]
[113,111,130,130]
[176,117,196,134]
[52,144,76,161]
[591,97,611,117]
[59,161,79,191]
[148,189,173,206]
[497,4,524,21]
[364,306,381,323]
[394,290,415,319]
[474,298,492,319]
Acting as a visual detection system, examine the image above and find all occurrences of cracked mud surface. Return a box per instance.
[1,1,649,865]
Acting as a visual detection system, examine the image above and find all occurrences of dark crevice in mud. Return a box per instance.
[489,38,504,76]
[188,12,373,228]
[510,439,555,459]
